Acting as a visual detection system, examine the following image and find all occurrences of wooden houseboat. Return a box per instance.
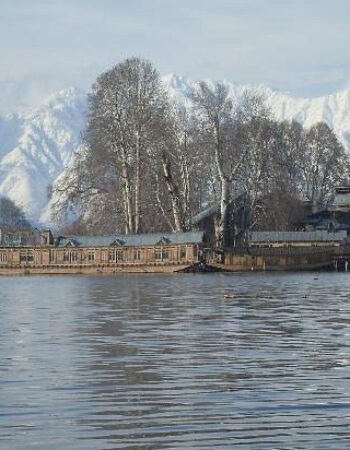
[209,231,348,272]
[0,231,205,275]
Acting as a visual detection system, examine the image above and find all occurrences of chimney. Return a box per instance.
[41,230,54,246]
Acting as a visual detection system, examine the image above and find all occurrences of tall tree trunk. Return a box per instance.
[153,172,177,232]
[179,132,191,229]
[134,132,141,234]
[161,151,184,232]
[121,159,134,234]
[134,79,142,234]
[123,189,130,234]
[219,177,230,248]
[214,123,230,248]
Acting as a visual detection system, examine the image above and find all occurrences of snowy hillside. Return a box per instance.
[163,74,350,152]
[0,88,87,224]
[1,75,350,225]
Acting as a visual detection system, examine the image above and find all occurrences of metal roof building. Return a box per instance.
[248,230,347,246]
[56,231,205,248]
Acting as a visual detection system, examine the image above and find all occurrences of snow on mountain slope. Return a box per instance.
[163,74,350,151]
[0,88,87,224]
[1,75,350,226]
[265,87,350,151]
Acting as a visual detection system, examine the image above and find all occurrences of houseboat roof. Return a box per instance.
[56,231,205,248]
[249,230,347,243]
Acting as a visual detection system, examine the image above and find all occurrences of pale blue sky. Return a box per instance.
[1,0,350,112]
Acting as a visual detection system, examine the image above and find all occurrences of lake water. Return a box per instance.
[1,273,350,449]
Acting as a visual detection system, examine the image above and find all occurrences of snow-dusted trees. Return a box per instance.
[0,197,31,231]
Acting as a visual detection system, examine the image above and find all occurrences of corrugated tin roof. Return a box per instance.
[249,230,347,243]
[56,231,204,248]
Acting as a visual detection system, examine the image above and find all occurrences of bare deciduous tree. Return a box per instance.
[301,122,349,211]
[51,58,350,242]
[85,57,169,234]
[191,82,249,247]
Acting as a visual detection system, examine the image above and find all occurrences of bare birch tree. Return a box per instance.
[85,57,169,234]
[191,82,249,247]
[150,101,204,231]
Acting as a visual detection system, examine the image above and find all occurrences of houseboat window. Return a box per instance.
[154,249,162,260]
[20,251,34,262]
[71,252,79,262]
[108,250,123,262]
[153,249,168,260]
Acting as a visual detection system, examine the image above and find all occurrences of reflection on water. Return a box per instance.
[1,273,350,449]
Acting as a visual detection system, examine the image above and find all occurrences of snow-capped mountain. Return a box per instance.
[1,74,350,225]
[163,74,350,152]
[0,87,87,224]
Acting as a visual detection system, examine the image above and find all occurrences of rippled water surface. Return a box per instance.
[1,273,350,449]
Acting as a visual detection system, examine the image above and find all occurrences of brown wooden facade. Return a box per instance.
[0,230,204,274]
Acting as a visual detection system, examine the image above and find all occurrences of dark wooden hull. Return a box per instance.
[0,263,195,275]
[208,261,334,272]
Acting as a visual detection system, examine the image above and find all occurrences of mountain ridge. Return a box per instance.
[1,75,350,225]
